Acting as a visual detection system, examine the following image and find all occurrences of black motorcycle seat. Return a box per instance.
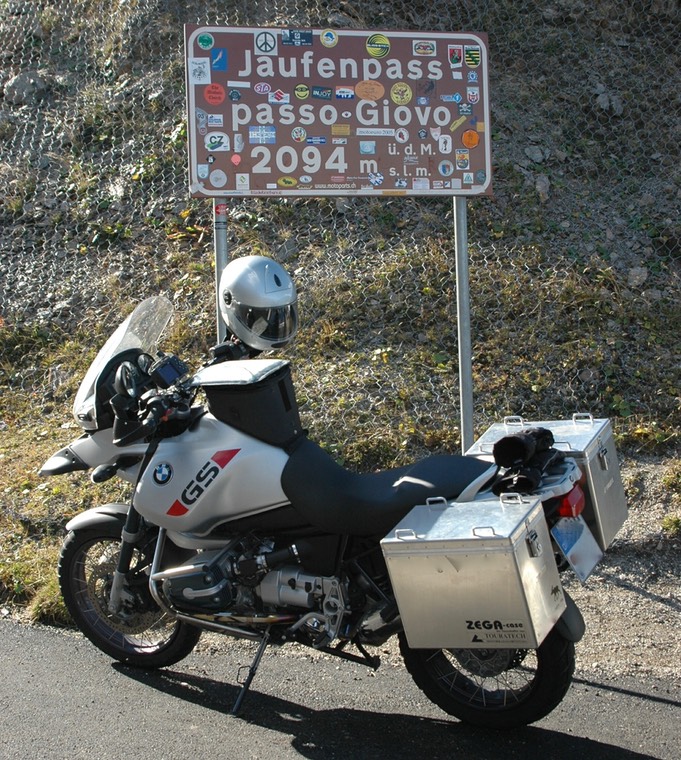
[281,437,497,536]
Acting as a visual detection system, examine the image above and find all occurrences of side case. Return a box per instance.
[381,495,566,650]
[466,414,628,551]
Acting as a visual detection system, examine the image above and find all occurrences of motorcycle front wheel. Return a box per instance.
[59,528,201,668]
[399,627,575,729]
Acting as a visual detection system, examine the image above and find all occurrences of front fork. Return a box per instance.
[108,505,145,614]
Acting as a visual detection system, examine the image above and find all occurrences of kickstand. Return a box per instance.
[231,627,271,716]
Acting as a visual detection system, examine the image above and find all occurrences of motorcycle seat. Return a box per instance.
[281,438,497,536]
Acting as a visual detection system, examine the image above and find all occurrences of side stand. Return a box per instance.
[231,627,271,715]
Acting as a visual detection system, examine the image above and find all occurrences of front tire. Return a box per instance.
[59,528,201,668]
[400,627,575,729]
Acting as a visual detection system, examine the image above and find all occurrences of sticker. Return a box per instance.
[430,126,441,140]
[359,141,376,154]
[281,30,313,46]
[462,129,480,148]
[312,86,332,99]
[366,34,390,58]
[294,83,309,99]
[355,80,385,100]
[368,172,384,186]
[468,71,479,83]
[299,175,312,184]
[211,48,227,71]
[209,169,227,187]
[448,45,463,67]
[268,90,290,104]
[197,164,209,179]
[467,87,480,104]
[439,135,453,153]
[205,132,230,151]
[291,127,307,142]
[254,30,278,55]
[231,154,241,166]
[463,172,474,183]
[438,160,455,176]
[234,134,244,152]
[336,86,354,100]
[236,174,250,190]
[320,29,338,48]
[413,40,436,56]
[449,116,466,132]
[153,464,173,485]
[196,33,214,50]
[464,45,481,68]
[189,58,210,85]
[228,90,241,102]
[204,83,225,105]
[278,176,298,188]
[391,82,413,105]
[249,125,276,144]
[455,149,470,169]
[395,128,409,143]
[207,114,223,127]
[254,82,272,95]
[356,127,394,137]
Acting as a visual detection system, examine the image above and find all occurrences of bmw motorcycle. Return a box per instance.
[41,295,603,729]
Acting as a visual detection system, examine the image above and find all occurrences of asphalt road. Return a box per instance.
[1,619,678,759]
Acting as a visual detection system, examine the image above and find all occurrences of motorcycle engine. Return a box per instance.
[159,543,334,616]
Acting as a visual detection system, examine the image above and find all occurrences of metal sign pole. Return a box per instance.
[454,196,474,453]
[213,198,229,343]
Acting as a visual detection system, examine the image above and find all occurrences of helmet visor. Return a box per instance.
[233,301,298,346]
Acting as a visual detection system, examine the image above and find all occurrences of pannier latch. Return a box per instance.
[525,519,543,558]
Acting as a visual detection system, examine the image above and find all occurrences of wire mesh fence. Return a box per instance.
[1,0,679,466]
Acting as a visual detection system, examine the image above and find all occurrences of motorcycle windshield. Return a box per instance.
[72,296,174,430]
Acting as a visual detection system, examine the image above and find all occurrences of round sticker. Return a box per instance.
[204,83,225,105]
[320,29,338,48]
[391,82,413,105]
[210,169,227,188]
[366,33,390,58]
[355,80,385,100]
[294,83,310,100]
[462,129,480,148]
[197,33,214,50]
[395,128,409,143]
[291,127,307,142]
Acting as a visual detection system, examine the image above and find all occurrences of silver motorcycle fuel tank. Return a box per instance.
[133,413,290,534]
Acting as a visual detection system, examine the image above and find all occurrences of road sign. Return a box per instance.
[185,26,492,197]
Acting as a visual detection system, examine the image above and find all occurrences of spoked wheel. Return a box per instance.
[399,628,575,729]
[59,528,201,668]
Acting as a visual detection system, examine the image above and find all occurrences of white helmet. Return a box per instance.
[219,255,298,351]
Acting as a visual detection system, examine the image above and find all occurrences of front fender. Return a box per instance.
[555,589,586,643]
[65,503,129,533]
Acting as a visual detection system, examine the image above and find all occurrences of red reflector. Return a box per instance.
[558,484,586,518]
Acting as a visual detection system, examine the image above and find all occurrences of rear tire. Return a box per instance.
[400,627,575,729]
[59,528,201,668]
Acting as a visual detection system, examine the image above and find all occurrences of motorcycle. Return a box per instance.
[40,294,614,729]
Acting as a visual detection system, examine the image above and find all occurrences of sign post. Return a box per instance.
[184,26,491,449]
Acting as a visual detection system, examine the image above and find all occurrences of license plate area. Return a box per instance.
[551,515,603,582]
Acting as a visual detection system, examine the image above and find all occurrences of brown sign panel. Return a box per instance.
[185,26,492,197]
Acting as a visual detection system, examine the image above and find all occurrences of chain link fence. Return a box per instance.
[1,0,679,468]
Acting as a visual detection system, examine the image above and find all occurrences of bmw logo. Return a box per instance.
[153,463,173,485]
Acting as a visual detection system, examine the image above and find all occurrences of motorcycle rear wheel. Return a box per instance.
[59,528,201,668]
[399,627,575,729]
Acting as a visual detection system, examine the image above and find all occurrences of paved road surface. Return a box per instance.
[1,619,678,759]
